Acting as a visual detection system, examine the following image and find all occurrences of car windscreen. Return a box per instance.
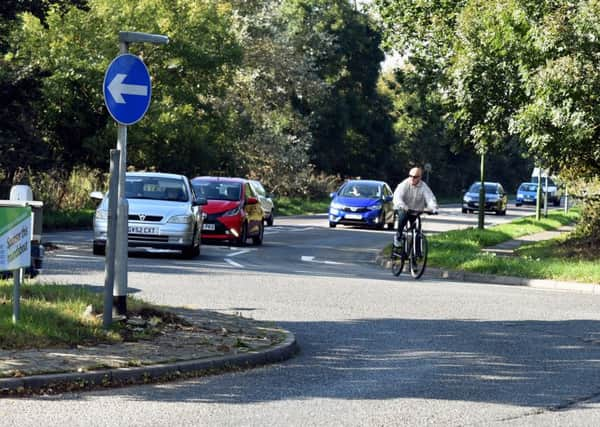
[339,183,381,198]
[192,181,242,201]
[125,177,188,201]
[520,183,538,192]
[468,183,499,193]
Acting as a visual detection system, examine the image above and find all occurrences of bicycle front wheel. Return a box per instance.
[409,232,428,279]
[391,246,405,276]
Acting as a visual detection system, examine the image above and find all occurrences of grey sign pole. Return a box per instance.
[103,149,120,328]
[12,268,22,324]
[110,31,169,316]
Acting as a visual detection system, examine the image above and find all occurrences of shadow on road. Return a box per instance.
[36,315,600,410]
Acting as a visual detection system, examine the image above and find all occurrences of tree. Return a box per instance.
[7,0,242,174]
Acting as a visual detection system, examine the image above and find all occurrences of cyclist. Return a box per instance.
[392,166,438,247]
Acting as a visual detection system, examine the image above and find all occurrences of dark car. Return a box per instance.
[328,179,395,229]
[462,181,508,215]
[191,177,264,245]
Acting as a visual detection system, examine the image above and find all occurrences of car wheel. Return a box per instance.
[182,227,200,259]
[376,213,385,230]
[515,203,522,207]
[329,222,336,228]
[252,222,264,245]
[266,212,274,227]
[93,243,105,256]
[461,208,467,214]
[236,222,248,246]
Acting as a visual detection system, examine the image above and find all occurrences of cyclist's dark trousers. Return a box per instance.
[396,210,418,241]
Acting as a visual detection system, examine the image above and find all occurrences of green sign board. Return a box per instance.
[0,206,31,270]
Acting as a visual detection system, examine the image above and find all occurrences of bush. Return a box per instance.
[29,167,107,212]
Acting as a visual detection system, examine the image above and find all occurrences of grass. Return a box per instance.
[415,209,600,283]
[275,196,331,216]
[0,282,158,349]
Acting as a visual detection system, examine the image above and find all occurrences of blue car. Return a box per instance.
[328,180,395,229]
[515,182,539,206]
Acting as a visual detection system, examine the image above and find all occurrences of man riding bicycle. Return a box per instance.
[393,166,438,247]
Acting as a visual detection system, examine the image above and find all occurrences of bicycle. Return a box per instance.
[390,209,436,279]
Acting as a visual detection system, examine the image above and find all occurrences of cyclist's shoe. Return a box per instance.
[393,235,401,247]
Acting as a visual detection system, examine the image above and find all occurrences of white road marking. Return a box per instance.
[225,258,244,268]
[301,255,349,265]
[228,249,251,257]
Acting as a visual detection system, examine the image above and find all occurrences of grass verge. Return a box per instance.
[385,209,600,283]
[275,196,330,216]
[0,282,166,349]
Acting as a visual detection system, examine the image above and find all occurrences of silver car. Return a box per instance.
[249,180,274,226]
[92,172,206,258]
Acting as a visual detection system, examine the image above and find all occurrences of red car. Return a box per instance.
[190,177,264,245]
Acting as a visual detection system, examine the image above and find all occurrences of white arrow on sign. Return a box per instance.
[107,73,148,104]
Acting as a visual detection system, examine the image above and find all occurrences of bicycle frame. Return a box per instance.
[391,209,431,279]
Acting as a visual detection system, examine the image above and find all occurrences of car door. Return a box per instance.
[244,182,263,235]
[382,183,394,224]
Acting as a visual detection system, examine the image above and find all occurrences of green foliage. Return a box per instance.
[43,209,95,230]
[8,0,242,174]
[28,166,105,211]
[275,196,331,216]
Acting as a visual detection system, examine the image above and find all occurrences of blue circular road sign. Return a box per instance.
[103,54,152,125]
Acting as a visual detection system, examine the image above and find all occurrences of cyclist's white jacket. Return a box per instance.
[393,178,438,212]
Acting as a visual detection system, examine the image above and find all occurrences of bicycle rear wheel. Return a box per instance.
[391,246,405,276]
[409,232,428,279]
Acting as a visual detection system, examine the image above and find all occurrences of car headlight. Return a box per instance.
[464,196,472,202]
[95,209,108,220]
[168,215,193,224]
[223,206,240,216]
[517,193,523,198]
[330,202,345,210]
[368,203,383,211]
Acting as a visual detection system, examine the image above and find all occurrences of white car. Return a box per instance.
[92,172,206,258]
[249,180,275,226]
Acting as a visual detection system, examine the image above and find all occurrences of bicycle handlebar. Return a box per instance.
[398,209,438,215]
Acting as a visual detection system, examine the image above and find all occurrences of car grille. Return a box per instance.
[204,211,228,221]
[128,214,163,222]
[128,233,169,243]
[341,207,368,213]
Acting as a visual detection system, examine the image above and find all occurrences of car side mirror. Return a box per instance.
[194,196,207,206]
[247,196,259,205]
[90,191,104,201]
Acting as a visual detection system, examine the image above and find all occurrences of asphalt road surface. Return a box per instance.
[5,205,600,427]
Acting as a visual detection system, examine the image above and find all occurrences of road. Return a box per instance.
[4,205,600,426]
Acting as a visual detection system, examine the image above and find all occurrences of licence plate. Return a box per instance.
[202,223,215,231]
[346,213,362,220]
[128,225,158,234]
